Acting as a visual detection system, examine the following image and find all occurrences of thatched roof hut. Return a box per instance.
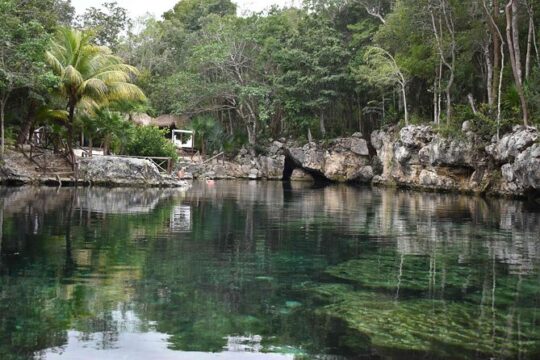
[131,113,190,128]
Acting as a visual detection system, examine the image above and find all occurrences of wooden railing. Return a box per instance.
[114,155,174,174]
[202,152,225,165]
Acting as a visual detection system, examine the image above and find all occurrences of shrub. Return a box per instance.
[126,126,178,161]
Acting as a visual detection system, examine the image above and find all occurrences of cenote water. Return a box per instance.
[0,182,539,360]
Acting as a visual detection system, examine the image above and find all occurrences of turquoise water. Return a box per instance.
[0,182,539,359]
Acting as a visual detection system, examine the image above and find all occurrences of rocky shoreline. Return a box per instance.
[180,124,539,199]
[0,151,189,188]
[2,125,539,199]
[371,125,539,198]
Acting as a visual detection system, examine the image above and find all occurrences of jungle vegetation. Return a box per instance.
[2,0,540,157]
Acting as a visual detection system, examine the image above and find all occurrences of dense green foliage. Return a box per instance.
[0,0,73,156]
[118,0,540,147]
[78,109,179,159]
[2,0,540,157]
[126,125,179,160]
[76,1,131,49]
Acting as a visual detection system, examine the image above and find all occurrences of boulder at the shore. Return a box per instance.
[285,137,373,182]
[0,150,190,188]
[487,126,540,194]
[78,156,188,187]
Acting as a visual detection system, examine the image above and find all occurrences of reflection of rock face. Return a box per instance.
[3,182,539,275]
[372,125,540,197]
[0,186,187,256]
[76,188,187,214]
[186,182,540,274]
[1,187,187,215]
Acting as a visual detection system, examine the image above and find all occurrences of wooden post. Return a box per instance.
[74,161,79,186]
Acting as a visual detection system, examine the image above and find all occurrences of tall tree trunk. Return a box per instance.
[433,78,438,124]
[468,93,478,115]
[430,1,456,124]
[437,59,443,125]
[442,0,456,124]
[497,45,505,139]
[506,0,529,126]
[401,83,409,125]
[244,102,258,147]
[511,0,524,83]
[319,112,326,137]
[482,0,506,136]
[445,78,454,124]
[246,124,256,147]
[525,3,534,80]
[67,101,76,167]
[492,0,501,106]
[0,98,5,159]
[17,101,38,146]
[485,42,495,107]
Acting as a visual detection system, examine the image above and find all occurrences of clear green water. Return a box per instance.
[0,182,539,360]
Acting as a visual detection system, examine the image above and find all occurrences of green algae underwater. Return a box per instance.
[0,183,539,360]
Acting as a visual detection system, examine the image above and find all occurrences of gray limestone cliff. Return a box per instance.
[371,125,539,197]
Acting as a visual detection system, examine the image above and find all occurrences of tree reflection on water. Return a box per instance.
[0,183,539,359]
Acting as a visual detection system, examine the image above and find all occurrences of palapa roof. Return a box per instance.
[131,113,189,128]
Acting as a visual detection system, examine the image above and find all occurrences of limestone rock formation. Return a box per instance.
[490,127,540,194]
[78,156,188,187]
[285,136,373,182]
[372,124,540,197]
[178,133,374,183]
[486,126,539,163]
[175,124,538,198]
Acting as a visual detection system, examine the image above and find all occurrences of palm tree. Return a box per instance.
[189,115,218,157]
[45,27,145,164]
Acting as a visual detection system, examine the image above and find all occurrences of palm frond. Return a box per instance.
[78,96,103,112]
[45,51,64,76]
[107,83,147,102]
[37,108,69,122]
[93,70,132,84]
[94,63,139,78]
[63,65,84,87]
[79,78,108,99]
